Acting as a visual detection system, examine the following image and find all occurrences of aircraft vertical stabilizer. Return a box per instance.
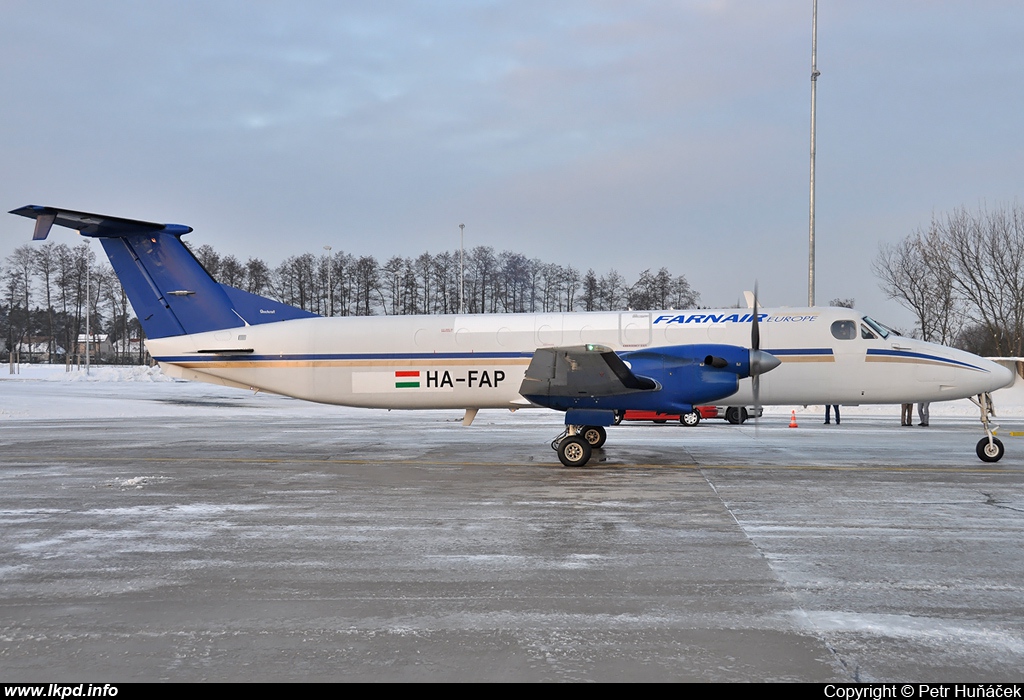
[10,205,316,339]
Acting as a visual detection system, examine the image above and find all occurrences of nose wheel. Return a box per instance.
[970,392,1006,463]
[977,437,1005,463]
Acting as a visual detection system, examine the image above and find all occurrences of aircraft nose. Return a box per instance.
[750,349,781,376]
[987,360,1016,391]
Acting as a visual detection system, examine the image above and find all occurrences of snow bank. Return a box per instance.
[1,363,173,383]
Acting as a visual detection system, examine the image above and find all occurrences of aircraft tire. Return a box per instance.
[725,407,748,424]
[613,411,623,425]
[977,437,1005,463]
[580,425,607,449]
[653,419,667,424]
[558,436,592,468]
[680,410,701,427]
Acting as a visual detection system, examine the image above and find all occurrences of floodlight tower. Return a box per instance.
[459,223,465,314]
[808,0,820,307]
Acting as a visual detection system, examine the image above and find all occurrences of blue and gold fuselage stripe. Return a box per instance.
[154,351,535,370]
[865,348,988,372]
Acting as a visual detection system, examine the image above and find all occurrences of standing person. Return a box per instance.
[917,402,930,427]
[901,403,913,426]
[824,404,841,425]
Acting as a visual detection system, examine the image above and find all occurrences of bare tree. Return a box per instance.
[562,265,581,312]
[599,269,625,311]
[940,205,1024,355]
[353,256,381,316]
[874,227,965,345]
[671,274,699,309]
[581,269,599,311]
[34,243,59,357]
[244,257,271,296]
[193,244,221,279]
[382,256,406,316]
[627,269,655,310]
[220,255,245,288]
[432,252,456,315]
[875,203,1024,352]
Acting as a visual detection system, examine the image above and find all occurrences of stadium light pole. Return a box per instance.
[459,223,465,315]
[808,0,819,307]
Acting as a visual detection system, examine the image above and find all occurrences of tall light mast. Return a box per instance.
[808,0,820,306]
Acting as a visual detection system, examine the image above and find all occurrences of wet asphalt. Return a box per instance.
[2,381,1023,681]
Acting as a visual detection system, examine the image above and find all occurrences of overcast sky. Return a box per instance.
[3,1,1023,329]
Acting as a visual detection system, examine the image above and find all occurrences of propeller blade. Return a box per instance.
[753,374,760,435]
[751,281,760,352]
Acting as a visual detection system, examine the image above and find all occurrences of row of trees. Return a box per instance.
[1,241,142,363]
[874,203,1024,356]
[190,243,699,318]
[2,239,700,362]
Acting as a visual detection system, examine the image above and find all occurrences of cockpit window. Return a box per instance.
[861,316,891,339]
[861,324,878,339]
[830,320,857,340]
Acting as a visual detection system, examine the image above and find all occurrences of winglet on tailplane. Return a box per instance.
[10,205,317,339]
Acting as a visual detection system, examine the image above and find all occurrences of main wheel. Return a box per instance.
[725,407,748,424]
[557,436,592,468]
[977,437,1005,463]
[580,425,607,449]
[680,410,701,427]
[653,419,667,424]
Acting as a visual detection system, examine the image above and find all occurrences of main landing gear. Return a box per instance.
[970,392,1005,463]
[551,425,606,467]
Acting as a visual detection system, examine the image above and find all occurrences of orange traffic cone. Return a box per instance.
[789,410,798,428]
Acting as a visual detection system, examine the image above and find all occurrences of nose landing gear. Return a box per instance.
[970,392,1005,463]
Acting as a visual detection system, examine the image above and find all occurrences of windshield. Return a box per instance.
[861,315,895,339]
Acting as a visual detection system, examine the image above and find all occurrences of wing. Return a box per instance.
[519,344,659,402]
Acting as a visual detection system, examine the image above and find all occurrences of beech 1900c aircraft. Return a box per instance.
[11,205,1016,467]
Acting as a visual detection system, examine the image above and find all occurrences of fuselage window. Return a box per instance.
[830,320,857,340]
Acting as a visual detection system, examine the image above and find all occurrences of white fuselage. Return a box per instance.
[147,306,1013,409]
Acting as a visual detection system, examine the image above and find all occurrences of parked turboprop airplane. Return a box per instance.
[11,205,1015,466]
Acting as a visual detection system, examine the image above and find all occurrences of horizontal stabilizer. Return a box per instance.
[10,205,192,239]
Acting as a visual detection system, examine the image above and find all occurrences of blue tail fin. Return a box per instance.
[10,205,317,339]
